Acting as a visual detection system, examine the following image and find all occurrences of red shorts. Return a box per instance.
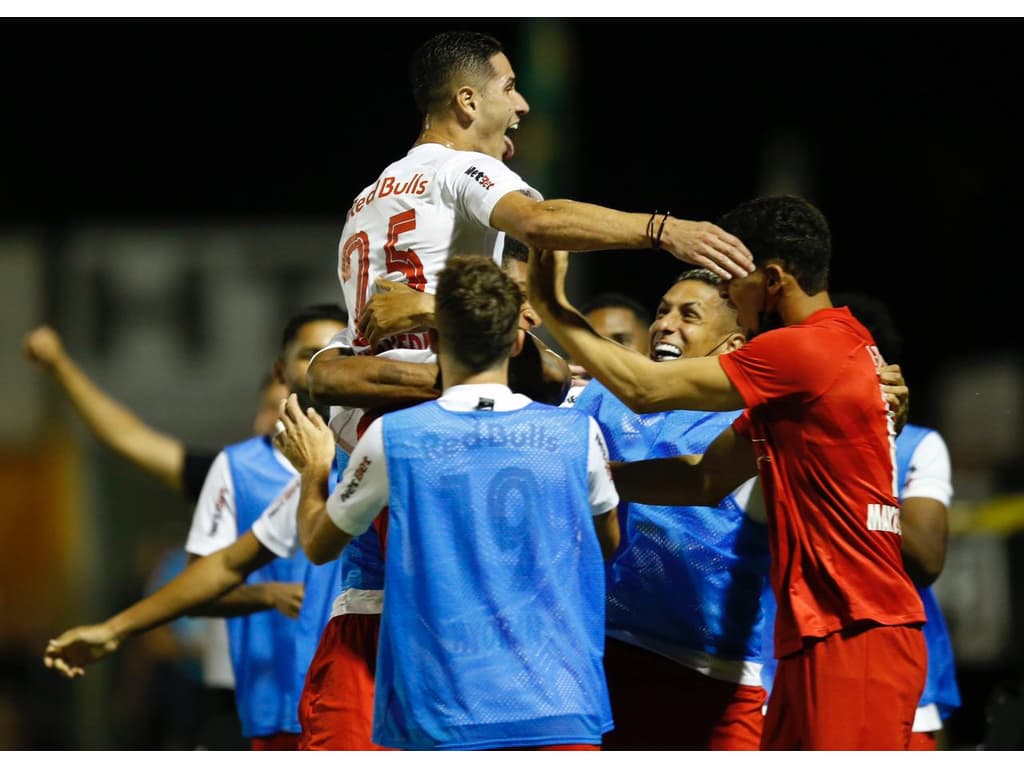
[298,612,390,750]
[250,732,300,750]
[908,730,938,750]
[601,637,764,749]
[762,623,926,749]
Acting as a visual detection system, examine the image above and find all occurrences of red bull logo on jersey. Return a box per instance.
[351,173,430,215]
[866,503,901,534]
[464,166,496,190]
[422,421,559,461]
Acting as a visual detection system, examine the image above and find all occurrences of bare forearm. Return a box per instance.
[296,465,332,561]
[900,498,948,587]
[528,250,741,412]
[187,582,285,618]
[50,356,184,490]
[611,457,719,507]
[500,199,653,252]
[901,536,943,586]
[106,551,246,641]
[536,299,668,412]
[308,352,440,409]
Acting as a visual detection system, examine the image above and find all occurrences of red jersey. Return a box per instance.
[718,307,924,657]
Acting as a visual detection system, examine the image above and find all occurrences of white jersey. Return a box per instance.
[902,430,952,507]
[184,445,295,690]
[183,450,241,689]
[318,143,541,451]
[184,448,295,555]
[334,142,541,353]
[252,476,385,618]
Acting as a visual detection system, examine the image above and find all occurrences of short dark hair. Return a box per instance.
[717,195,831,294]
[410,30,504,115]
[280,304,348,351]
[435,254,520,371]
[501,235,529,266]
[579,292,651,328]
[674,268,724,288]
[832,292,903,363]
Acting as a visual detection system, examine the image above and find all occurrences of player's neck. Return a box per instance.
[782,291,833,326]
[415,129,458,151]
[439,357,510,390]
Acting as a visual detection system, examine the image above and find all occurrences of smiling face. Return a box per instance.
[650,278,743,361]
[475,52,530,160]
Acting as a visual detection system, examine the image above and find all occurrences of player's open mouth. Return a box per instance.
[503,123,519,161]
[653,343,682,361]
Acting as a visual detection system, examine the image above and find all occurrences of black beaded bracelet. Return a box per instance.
[655,210,670,250]
[648,210,670,250]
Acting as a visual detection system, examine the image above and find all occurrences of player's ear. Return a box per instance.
[510,328,526,358]
[454,85,477,123]
[763,263,786,299]
[722,332,746,353]
[271,358,286,384]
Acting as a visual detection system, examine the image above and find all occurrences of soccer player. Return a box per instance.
[528,194,927,749]
[44,305,348,750]
[275,254,619,750]
[22,324,290,747]
[309,29,751,452]
[262,244,569,750]
[572,269,770,748]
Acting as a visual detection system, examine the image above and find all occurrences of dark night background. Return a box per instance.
[2,18,1023,749]
[3,18,1022,429]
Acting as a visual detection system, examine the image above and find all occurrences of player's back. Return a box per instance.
[372,399,611,749]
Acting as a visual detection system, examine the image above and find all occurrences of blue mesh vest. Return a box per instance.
[223,435,305,737]
[372,400,612,749]
[574,379,770,664]
[760,424,961,721]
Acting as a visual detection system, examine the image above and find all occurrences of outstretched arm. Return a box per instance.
[527,249,744,413]
[24,325,185,492]
[491,193,754,280]
[182,552,303,619]
[44,531,276,678]
[611,425,757,508]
